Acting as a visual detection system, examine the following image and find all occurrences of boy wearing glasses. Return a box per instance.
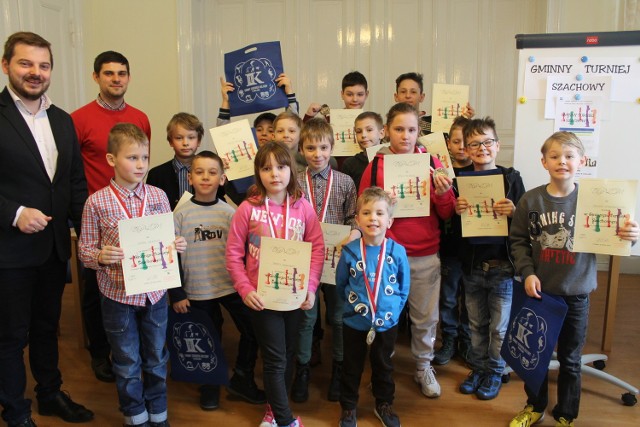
[453,117,525,401]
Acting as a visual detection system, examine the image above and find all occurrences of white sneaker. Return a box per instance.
[259,404,277,427]
[414,366,441,398]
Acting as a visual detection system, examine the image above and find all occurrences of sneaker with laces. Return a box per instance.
[258,405,277,427]
[374,402,401,427]
[509,405,544,427]
[555,417,574,427]
[339,409,357,427]
[414,366,441,398]
[285,416,304,427]
[459,370,484,394]
[475,373,502,400]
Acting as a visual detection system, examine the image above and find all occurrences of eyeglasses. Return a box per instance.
[467,139,496,150]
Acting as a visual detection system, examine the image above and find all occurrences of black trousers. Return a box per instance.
[82,267,111,359]
[340,324,398,410]
[0,252,66,425]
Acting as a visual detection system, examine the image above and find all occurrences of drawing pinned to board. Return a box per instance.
[554,97,602,179]
[224,41,288,116]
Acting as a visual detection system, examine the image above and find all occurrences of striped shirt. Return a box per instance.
[79,180,172,306]
[172,157,192,197]
[296,166,357,227]
[173,198,236,300]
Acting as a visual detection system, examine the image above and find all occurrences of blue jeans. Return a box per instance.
[525,294,589,421]
[463,264,513,375]
[101,294,169,425]
[439,256,470,341]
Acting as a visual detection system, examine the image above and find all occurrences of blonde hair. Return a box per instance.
[300,117,334,149]
[107,123,148,155]
[540,131,585,157]
[357,186,394,216]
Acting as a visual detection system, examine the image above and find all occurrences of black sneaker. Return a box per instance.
[327,360,342,401]
[291,363,310,403]
[433,337,456,365]
[38,391,94,423]
[227,370,267,404]
[200,385,220,410]
[374,402,400,427]
[339,408,357,427]
[149,422,170,427]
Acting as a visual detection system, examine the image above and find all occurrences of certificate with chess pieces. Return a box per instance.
[320,223,350,285]
[457,173,508,237]
[574,178,637,256]
[383,153,431,218]
[330,109,362,157]
[209,119,257,181]
[118,212,182,296]
[257,237,311,310]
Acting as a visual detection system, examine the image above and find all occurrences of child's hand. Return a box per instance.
[172,299,190,314]
[98,245,124,265]
[524,275,542,299]
[243,290,265,311]
[220,76,234,108]
[174,236,187,253]
[618,219,639,243]
[493,198,516,217]
[300,291,316,310]
[463,102,475,119]
[305,103,322,117]
[455,196,469,215]
[433,174,453,195]
[275,73,293,94]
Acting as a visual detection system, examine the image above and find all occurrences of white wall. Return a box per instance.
[78,0,180,167]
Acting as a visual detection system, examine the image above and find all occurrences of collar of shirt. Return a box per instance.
[110,178,145,200]
[171,157,190,174]
[7,85,51,114]
[310,164,331,180]
[96,94,126,111]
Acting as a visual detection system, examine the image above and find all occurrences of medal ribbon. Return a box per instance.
[265,194,290,240]
[360,238,386,327]
[305,168,332,223]
[109,182,147,219]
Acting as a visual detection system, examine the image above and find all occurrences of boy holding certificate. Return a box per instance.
[335,187,410,427]
[79,123,187,427]
[508,132,638,427]
[171,151,266,410]
[292,118,359,403]
[359,103,456,400]
[454,117,525,401]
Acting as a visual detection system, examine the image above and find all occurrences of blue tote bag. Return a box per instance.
[224,41,288,116]
[167,306,229,385]
[501,283,568,395]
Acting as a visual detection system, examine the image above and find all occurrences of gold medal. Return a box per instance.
[366,327,376,345]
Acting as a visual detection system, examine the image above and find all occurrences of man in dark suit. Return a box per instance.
[0,32,93,427]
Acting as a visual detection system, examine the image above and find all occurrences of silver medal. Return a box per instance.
[366,327,376,345]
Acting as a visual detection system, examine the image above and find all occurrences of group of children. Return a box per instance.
[77,69,639,427]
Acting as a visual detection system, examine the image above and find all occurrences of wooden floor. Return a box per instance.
[25,272,640,426]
